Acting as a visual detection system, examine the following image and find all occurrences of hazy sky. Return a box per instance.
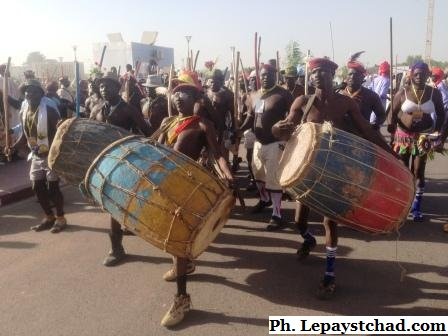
[2,0,447,71]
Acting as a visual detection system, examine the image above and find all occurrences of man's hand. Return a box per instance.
[272,119,295,141]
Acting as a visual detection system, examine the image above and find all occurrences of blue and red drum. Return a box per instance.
[278,122,415,233]
[84,135,235,259]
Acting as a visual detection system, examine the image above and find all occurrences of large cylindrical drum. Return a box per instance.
[85,135,235,259]
[278,122,415,233]
[48,118,131,185]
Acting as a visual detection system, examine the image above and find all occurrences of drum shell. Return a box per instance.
[85,136,234,259]
[280,122,415,233]
[48,118,130,185]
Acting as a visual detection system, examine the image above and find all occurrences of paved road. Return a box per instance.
[1,154,447,336]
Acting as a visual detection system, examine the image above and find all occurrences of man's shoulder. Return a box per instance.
[275,85,293,100]
[361,86,379,97]
[274,85,289,94]
[335,92,356,105]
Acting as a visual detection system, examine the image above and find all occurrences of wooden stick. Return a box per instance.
[276,50,280,84]
[75,61,80,117]
[304,49,310,95]
[135,59,142,78]
[3,57,11,161]
[167,64,174,117]
[389,17,394,115]
[234,51,240,127]
[239,57,248,94]
[99,45,107,69]
[193,50,200,71]
[231,47,236,87]
[254,32,260,90]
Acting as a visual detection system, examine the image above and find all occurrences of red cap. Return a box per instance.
[308,58,338,72]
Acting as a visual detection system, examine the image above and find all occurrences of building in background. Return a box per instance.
[10,61,85,83]
[92,32,174,80]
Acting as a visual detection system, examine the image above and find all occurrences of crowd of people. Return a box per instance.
[1,54,448,327]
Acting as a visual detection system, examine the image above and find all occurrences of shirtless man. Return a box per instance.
[84,78,103,118]
[240,64,293,230]
[205,69,235,162]
[90,72,151,266]
[140,74,168,135]
[339,58,386,131]
[158,71,233,327]
[273,57,394,298]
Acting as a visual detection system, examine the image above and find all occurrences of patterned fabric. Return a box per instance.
[393,127,437,159]
[166,116,200,146]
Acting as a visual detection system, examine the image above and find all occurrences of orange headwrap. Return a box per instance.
[431,67,444,85]
[378,61,390,76]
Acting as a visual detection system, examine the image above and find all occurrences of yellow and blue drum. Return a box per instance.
[85,135,235,259]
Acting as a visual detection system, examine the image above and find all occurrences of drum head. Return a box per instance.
[278,122,319,187]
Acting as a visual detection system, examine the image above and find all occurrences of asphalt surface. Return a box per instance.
[1,154,447,336]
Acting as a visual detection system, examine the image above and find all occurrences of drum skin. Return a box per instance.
[279,122,415,233]
[85,136,235,259]
[48,118,130,185]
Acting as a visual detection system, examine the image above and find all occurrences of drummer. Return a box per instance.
[90,71,152,267]
[272,57,394,298]
[157,70,234,327]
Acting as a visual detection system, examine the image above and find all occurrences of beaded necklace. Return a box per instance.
[345,87,362,99]
[411,84,426,117]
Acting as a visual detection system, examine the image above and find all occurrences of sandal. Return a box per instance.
[317,277,336,300]
[31,215,55,232]
[296,238,317,260]
[50,216,67,233]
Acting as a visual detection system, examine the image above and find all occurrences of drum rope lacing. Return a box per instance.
[300,123,335,201]
[85,137,228,257]
[290,123,410,280]
[293,123,412,233]
[165,182,204,251]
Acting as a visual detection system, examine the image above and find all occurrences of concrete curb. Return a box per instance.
[0,184,34,207]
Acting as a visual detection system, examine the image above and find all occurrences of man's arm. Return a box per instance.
[347,97,394,154]
[271,95,306,141]
[386,88,404,133]
[129,105,151,137]
[238,94,254,132]
[47,105,62,145]
[227,90,236,131]
[432,88,445,132]
[370,91,386,127]
[201,119,233,182]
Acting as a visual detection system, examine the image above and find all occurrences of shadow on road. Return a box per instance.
[170,309,267,330]
[0,240,38,249]
[190,249,448,318]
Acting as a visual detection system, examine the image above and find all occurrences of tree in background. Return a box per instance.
[284,41,303,69]
[25,51,46,65]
